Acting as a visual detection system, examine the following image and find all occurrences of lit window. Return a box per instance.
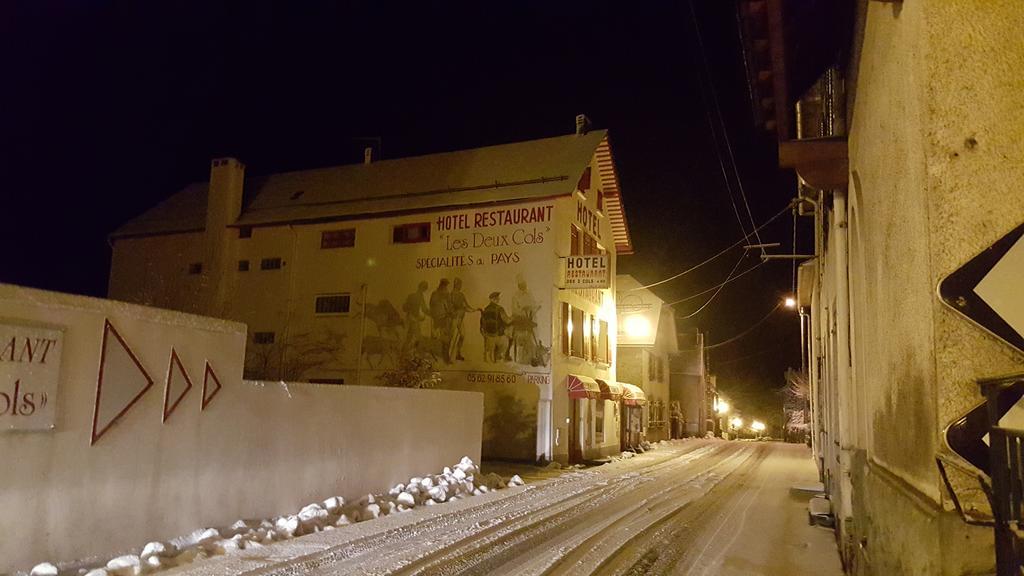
[571,307,584,358]
[253,332,275,344]
[261,257,283,270]
[315,294,351,315]
[321,229,356,249]
[598,320,609,363]
[393,222,431,244]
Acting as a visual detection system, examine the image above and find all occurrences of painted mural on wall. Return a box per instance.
[358,202,555,379]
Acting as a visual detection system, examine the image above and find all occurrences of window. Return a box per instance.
[238,260,250,272]
[597,189,604,213]
[321,229,356,249]
[253,332,275,344]
[188,262,202,275]
[571,307,584,358]
[586,315,597,361]
[238,227,252,239]
[648,351,655,380]
[583,233,598,256]
[308,378,344,385]
[570,225,581,255]
[597,320,609,363]
[261,257,282,270]
[561,302,570,355]
[596,400,605,442]
[393,222,431,243]
[657,357,664,381]
[315,293,351,315]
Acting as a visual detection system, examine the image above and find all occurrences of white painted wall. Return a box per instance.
[0,283,482,572]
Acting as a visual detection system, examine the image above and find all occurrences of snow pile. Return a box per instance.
[24,457,523,576]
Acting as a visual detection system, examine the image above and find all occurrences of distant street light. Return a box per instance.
[730,417,744,429]
[784,296,797,309]
[751,420,766,432]
[716,400,730,414]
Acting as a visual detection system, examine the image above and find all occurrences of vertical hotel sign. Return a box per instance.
[0,320,62,431]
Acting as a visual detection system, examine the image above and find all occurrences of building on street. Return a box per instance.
[671,328,710,438]
[108,123,634,464]
[615,274,678,444]
[739,1,1024,573]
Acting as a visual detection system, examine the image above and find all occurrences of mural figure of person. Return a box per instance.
[509,274,541,364]
[429,278,453,361]
[480,291,511,363]
[448,278,479,362]
[402,281,429,352]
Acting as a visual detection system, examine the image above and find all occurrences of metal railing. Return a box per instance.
[979,373,1024,576]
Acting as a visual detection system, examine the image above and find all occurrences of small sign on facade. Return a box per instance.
[0,319,63,431]
[560,255,610,289]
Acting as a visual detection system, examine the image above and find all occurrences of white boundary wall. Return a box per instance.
[0,283,483,571]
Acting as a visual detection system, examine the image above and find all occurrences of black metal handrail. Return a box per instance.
[979,373,1024,576]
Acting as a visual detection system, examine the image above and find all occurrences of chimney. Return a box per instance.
[576,114,591,136]
[364,146,374,164]
[205,157,245,314]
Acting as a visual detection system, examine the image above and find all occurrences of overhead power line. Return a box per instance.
[704,302,784,350]
[676,252,746,319]
[688,0,764,255]
[628,202,793,292]
[664,260,765,306]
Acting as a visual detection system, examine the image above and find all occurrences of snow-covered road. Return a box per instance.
[167,440,842,576]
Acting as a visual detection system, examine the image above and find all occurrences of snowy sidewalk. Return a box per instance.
[688,442,845,575]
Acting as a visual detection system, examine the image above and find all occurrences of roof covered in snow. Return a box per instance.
[111,130,633,254]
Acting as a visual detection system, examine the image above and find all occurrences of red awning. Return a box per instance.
[620,382,647,406]
[566,374,600,400]
[595,378,623,401]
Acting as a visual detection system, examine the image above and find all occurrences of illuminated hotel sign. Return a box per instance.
[0,320,63,431]
[560,255,610,289]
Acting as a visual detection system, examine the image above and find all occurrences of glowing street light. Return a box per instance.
[623,315,652,338]
[751,420,766,432]
[784,296,797,309]
[716,400,730,414]
[730,417,744,429]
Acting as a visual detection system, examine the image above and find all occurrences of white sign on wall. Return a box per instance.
[0,319,63,431]
[559,255,610,289]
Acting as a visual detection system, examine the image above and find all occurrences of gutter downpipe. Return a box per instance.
[834,189,855,543]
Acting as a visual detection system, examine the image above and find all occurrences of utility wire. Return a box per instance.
[711,339,791,367]
[704,302,783,350]
[627,202,792,291]
[688,0,764,254]
[664,260,765,306]
[677,252,746,319]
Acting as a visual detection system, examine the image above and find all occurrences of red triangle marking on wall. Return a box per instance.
[202,362,222,411]
[162,348,193,423]
[92,319,154,445]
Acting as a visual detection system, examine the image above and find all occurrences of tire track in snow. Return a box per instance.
[396,445,750,576]
[238,441,723,576]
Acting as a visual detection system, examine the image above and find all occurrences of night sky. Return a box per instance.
[2,1,805,424]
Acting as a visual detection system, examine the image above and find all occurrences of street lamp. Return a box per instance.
[623,315,652,338]
[716,400,730,414]
[784,296,797,309]
[730,417,744,429]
